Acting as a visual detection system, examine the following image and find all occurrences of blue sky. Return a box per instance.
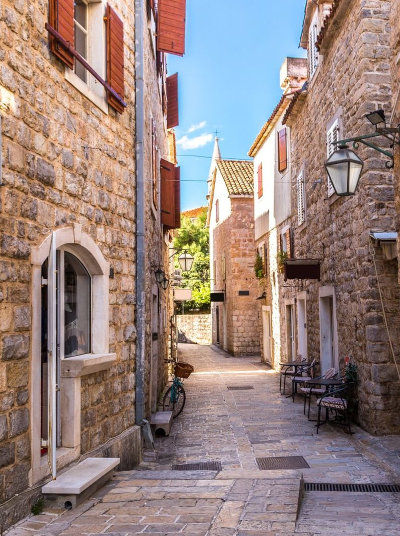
[168,0,307,211]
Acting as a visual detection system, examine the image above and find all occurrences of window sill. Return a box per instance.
[297,221,307,233]
[65,69,108,115]
[61,353,116,378]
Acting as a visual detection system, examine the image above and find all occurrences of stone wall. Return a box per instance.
[177,314,212,345]
[0,0,168,521]
[212,198,261,356]
[284,0,400,434]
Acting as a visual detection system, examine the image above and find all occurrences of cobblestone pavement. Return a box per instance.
[8,344,400,535]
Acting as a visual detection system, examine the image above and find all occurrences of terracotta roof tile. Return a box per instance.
[216,160,254,196]
[316,0,341,51]
[182,206,207,219]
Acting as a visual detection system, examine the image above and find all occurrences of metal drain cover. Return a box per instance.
[227,386,254,390]
[256,456,310,470]
[305,482,400,492]
[172,461,222,471]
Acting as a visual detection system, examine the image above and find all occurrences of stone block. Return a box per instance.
[0,443,15,469]
[13,306,30,330]
[0,415,8,441]
[9,408,29,437]
[2,334,29,360]
[7,143,25,172]
[371,363,398,383]
[36,158,55,185]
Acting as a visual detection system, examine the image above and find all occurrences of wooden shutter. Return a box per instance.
[157,0,186,56]
[286,228,294,259]
[48,0,74,69]
[106,5,125,113]
[297,173,305,225]
[161,158,180,229]
[277,128,288,172]
[327,120,340,197]
[167,73,179,129]
[308,12,319,78]
[257,163,263,198]
[174,166,181,228]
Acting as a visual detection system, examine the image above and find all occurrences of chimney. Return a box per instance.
[280,57,308,95]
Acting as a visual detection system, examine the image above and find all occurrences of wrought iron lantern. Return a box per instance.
[325,144,364,196]
[155,268,165,284]
[178,251,194,272]
[161,276,169,290]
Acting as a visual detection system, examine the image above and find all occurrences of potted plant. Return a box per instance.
[277,250,288,274]
[254,253,264,279]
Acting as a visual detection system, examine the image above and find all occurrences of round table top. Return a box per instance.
[306,378,343,386]
[280,361,306,367]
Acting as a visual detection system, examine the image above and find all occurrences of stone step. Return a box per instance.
[42,457,120,509]
[151,411,173,436]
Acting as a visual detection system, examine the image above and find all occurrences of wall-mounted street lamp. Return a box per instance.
[177,250,194,272]
[161,276,169,290]
[325,109,400,196]
[155,268,165,285]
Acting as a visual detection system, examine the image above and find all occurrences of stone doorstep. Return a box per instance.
[42,457,120,509]
[151,411,173,436]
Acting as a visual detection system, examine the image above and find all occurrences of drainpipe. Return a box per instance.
[134,0,146,425]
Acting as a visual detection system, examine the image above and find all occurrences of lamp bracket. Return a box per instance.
[334,128,400,169]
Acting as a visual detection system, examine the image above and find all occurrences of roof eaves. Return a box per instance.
[299,0,316,48]
[316,0,351,53]
[282,83,308,126]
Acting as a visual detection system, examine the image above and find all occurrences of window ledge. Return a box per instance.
[65,69,108,115]
[61,353,116,378]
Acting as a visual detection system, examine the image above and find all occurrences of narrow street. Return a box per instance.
[9,344,400,536]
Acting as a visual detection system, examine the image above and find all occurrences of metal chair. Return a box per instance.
[291,359,318,401]
[299,367,338,418]
[280,355,307,394]
[316,384,353,434]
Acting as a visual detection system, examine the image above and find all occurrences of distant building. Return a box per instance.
[207,140,260,356]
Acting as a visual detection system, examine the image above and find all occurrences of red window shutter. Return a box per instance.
[257,163,263,198]
[278,128,288,172]
[157,0,186,56]
[106,5,125,113]
[48,0,74,69]
[161,158,176,229]
[166,73,179,129]
[174,166,181,228]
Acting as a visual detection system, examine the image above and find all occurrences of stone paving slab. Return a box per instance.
[6,344,400,536]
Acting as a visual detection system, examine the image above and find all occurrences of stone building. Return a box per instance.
[391,1,400,271]
[248,57,307,369]
[279,0,400,434]
[0,0,184,526]
[207,139,260,356]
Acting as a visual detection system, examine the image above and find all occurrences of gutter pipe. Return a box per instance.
[134,0,146,425]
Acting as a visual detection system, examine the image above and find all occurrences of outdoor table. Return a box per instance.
[279,361,308,395]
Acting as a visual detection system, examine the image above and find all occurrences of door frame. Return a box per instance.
[285,299,296,361]
[296,291,307,359]
[319,286,339,373]
[261,305,273,365]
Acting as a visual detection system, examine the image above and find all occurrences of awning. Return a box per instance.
[369,231,397,242]
[284,259,320,281]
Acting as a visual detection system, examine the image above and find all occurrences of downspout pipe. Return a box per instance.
[134,0,146,425]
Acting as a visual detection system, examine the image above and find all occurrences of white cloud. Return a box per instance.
[188,121,206,133]
[177,133,213,150]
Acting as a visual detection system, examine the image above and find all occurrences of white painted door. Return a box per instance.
[286,305,295,360]
[262,308,272,365]
[320,296,335,373]
[297,298,307,359]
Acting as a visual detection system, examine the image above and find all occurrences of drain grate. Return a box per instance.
[227,385,254,391]
[256,456,310,470]
[172,461,222,472]
[305,482,400,493]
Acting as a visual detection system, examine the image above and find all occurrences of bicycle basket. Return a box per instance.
[174,362,194,379]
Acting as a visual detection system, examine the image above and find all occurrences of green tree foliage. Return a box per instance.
[173,210,210,313]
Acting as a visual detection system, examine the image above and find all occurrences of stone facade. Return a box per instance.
[211,198,261,356]
[0,0,176,526]
[177,314,212,345]
[281,0,400,434]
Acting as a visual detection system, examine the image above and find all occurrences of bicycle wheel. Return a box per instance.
[163,384,186,418]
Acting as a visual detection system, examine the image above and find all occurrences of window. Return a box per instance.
[74,0,88,82]
[215,199,219,223]
[263,242,268,275]
[308,10,319,79]
[277,128,288,172]
[222,256,226,281]
[297,173,306,225]
[327,120,340,197]
[257,163,263,198]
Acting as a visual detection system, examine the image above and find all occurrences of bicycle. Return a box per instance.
[163,360,194,418]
